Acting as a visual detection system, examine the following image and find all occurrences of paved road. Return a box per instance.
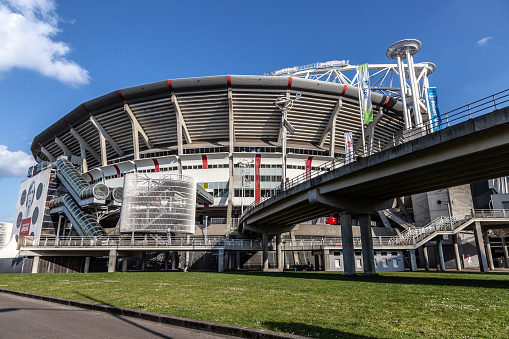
[0,293,238,339]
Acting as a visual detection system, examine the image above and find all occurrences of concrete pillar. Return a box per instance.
[262,234,269,271]
[185,235,190,268]
[437,239,445,271]
[314,255,320,271]
[108,250,117,273]
[323,250,331,271]
[409,249,418,271]
[290,231,300,265]
[502,238,509,268]
[422,246,430,271]
[84,256,91,273]
[141,252,146,272]
[122,257,128,272]
[236,251,241,270]
[359,214,376,275]
[452,234,462,271]
[164,252,169,271]
[31,256,40,274]
[340,213,356,275]
[484,231,495,270]
[473,222,489,272]
[172,251,178,270]
[276,234,283,271]
[218,249,224,273]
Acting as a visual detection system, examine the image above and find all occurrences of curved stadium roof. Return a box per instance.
[31,75,405,168]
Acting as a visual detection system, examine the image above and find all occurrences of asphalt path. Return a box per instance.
[0,293,239,339]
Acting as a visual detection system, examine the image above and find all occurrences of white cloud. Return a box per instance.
[477,36,493,47]
[0,0,90,86]
[0,145,35,178]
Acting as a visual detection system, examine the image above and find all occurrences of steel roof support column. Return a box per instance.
[319,99,343,157]
[227,85,234,230]
[124,104,153,160]
[40,146,56,162]
[396,55,411,129]
[406,50,422,127]
[54,137,73,156]
[89,115,124,166]
[69,126,101,166]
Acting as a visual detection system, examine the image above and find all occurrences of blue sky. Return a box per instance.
[0,0,508,221]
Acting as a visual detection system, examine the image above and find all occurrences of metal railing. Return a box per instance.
[242,89,509,216]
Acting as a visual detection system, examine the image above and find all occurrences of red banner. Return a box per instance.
[201,155,208,169]
[305,156,313,180]
[20,218,31,236]
[255,154,261,201]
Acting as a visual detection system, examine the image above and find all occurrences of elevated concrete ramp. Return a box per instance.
[241,106,509,234]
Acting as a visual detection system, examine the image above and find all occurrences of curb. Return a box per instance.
[0,288,306,339]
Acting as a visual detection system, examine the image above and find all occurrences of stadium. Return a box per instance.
[1,39,508,274]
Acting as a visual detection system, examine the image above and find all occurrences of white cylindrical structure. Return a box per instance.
[406,50,422,127]
[119,173,196,234]
[396,55,411,129]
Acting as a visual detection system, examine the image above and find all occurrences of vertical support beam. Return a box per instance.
[236,251,241,270]
[359,214,376,275]
[323,249,331,271]
[406,50,422,127]
[31,256,40,274]
[340,213,356,275]
[409,249,418,271]
[84,256,91,273]
[185,234,190,269]
[218,249,224,273]
[98,129,107,166]
[108,250,117,273]
[80,145,88,173]
[141,252,146,272]
[502,237,509,268]
[276,234,283,271]
[396,55,411,129]
[422,245,430,271]
[227,82,235,230]
[437,239,445,271]
[484,231,495,270]
[473,222,489,272]
[164,252,169,271]
[132,122,140,160]
[122,257,128,273]
[452,234,462,271]
[262,234,269,271]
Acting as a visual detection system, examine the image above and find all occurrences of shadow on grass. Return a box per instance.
[263,321,369,339]
[223,270,509,289]
[75,292,173,339]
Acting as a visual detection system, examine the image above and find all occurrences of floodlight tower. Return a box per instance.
[275,93,298,189]
[386,39,423,129]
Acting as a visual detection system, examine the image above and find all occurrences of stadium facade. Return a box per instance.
[1,40,509,273]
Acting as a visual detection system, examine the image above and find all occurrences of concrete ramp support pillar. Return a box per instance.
[31,256,40,274]
[422,245,430,271]
[340,213,356,275]
[122,257,128,273]
[437,239,445,271]
[84,256,91,273]
[484,231,495,270]
[164,252,169,271]
[262,234,269,271]
[409,249,418,271]
[473,222,489,272]
[108,250,117,273]
[276,234,283,271]
[218,249,224,273]
[359,214,376,275]
[452,234,462,271]
[502,238,509,268]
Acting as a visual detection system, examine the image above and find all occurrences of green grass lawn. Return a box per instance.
[1,270,508,338]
